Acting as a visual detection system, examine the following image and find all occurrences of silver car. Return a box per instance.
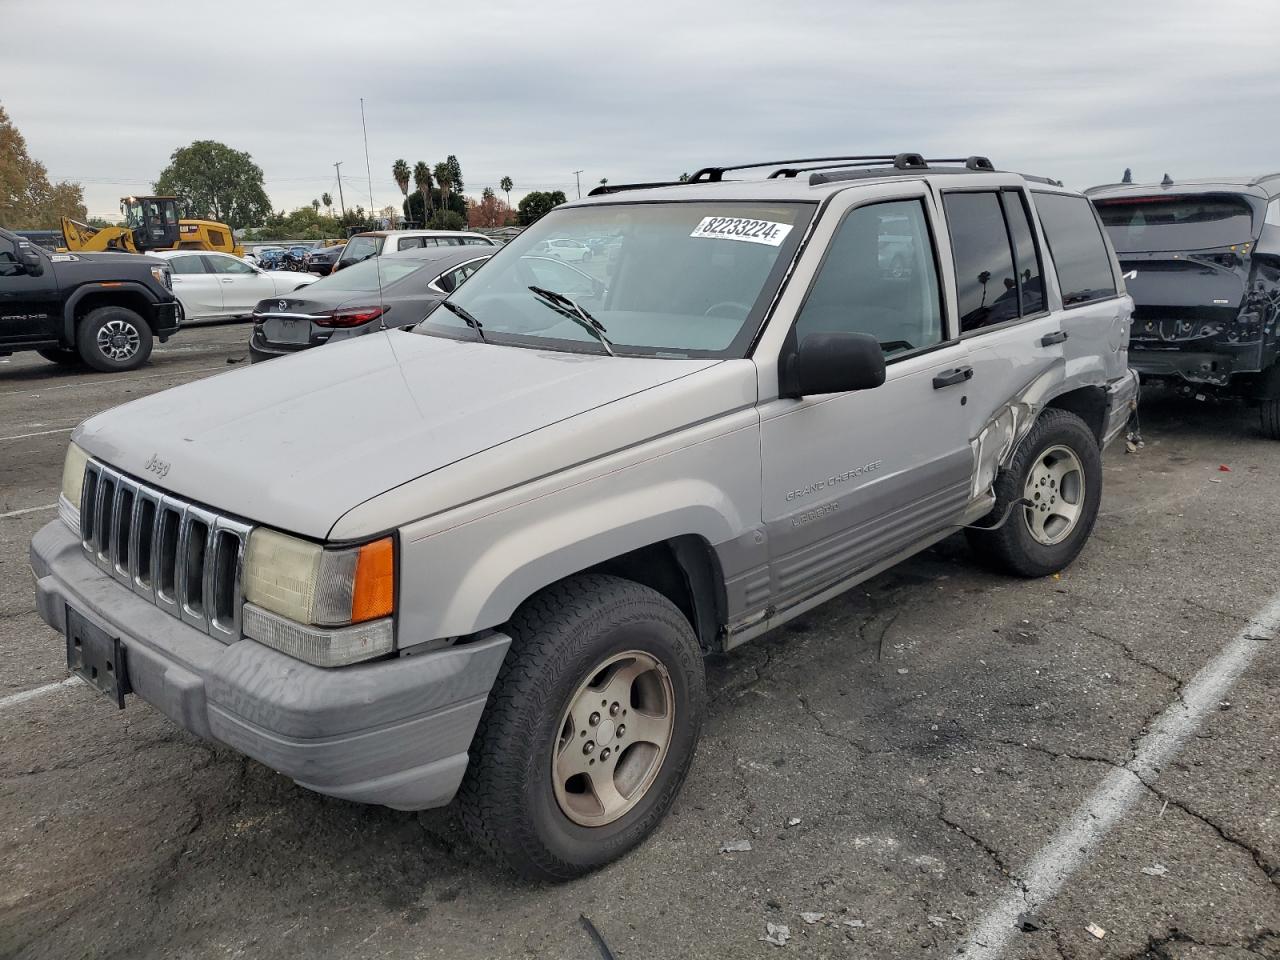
[34,152,1137,881]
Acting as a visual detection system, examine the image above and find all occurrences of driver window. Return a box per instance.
[793,199,943,360]
[0,235,20,277]
[208,255,255,275]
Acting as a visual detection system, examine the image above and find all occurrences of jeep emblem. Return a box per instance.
[144,454,171,479]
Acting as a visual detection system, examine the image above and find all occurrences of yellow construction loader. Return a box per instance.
[60,195,244,257]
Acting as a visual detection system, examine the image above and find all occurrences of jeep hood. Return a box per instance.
[74,331,720,539]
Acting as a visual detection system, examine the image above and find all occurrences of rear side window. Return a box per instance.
[397,237,423,251]
[1034,193,1117,307]
[943,192,1020,331]
[168,255,206,275]
[794,198,943,359]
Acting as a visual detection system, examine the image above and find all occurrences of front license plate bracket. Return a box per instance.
[65,606,131,708]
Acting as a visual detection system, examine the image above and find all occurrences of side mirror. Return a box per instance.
[782,332,886,398]
[19,249,44,277]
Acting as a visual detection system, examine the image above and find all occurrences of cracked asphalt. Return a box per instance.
[1,325,1277,960]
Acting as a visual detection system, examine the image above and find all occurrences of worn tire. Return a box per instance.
[76,306,153,372]
[1259,364,1280,439]
[36,347,84,367]
[457,574,705,881]
[965,408,1103,578]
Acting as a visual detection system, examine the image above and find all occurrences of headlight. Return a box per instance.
[150,265,172,290]
[61,442,89,510]
[242,528,396,666]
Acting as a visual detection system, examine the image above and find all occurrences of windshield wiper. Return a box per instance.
[437,299,488,343]
[528,285,615,356]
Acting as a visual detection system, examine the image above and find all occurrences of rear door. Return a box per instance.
[758,184,973,610]
[168,253,222,320]
[1033,192,1128,383]
[939,187,1064,490]
[207,253,277,316]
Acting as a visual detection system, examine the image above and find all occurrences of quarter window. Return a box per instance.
[397,237,423,251]
[943,192,1020,331]
[1034,193,1117,306]
[794,199,943,359]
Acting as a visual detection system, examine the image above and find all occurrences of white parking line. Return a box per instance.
[0,427,74,442]
[955,590,1280,959]
[0,503,58,519]
[0,675,83,711]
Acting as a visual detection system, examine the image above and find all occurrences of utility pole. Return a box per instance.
[573,169,584,199]
[334,161,346,217]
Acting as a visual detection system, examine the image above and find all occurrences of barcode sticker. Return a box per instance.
[690,216,792,246]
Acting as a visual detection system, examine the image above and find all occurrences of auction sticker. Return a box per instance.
[690,216,792,246]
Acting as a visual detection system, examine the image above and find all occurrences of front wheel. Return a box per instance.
[966,408,1103,577]
[76,306,153,372]
[458,574,705,880]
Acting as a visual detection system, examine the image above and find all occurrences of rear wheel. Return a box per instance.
[966,408,1102,577]
[458,574,705,880]
[77,306,153,372]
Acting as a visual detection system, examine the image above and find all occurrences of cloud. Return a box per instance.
[3,0,1277,219]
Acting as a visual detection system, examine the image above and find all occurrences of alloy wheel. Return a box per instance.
[96,319,141,362]
[1023,444,1086,545]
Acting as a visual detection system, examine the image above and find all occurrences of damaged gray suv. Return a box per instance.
[32,153,1138,880]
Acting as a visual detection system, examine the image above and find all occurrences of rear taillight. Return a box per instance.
[315,306,389,328]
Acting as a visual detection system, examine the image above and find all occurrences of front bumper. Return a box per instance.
[1103,367,1140,447]
[30,520,508,810]
[151,300,181,338]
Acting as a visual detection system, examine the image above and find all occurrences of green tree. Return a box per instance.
[311,198,320,213]
[413,161,432,224]
[433,161,452,214]
[153,140,271,228]
[392,158,410,198]
[445,154,464,194]
[321,191,333,215]
[428,209,466,230]
[517,190,567,226]
[678,172,690,182]
[500,175,513,207]
[599,177,608,187]
[0,104,86,229]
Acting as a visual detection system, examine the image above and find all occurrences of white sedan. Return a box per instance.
[153,250,318,322]
[531,238,592,262]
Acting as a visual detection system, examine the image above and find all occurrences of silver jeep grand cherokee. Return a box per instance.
[32,153,1138,880]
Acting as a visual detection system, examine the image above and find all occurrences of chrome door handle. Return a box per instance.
[1040,330,1069,346]
[218,278,235,283]
[932,366,974,389]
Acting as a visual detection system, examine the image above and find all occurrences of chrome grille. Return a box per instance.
[79,460,251,643]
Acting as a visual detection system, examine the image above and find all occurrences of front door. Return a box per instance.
[0,237,59,346]
[759,187,973,610]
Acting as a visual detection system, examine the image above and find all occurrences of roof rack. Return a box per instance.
[586,153,1059,197]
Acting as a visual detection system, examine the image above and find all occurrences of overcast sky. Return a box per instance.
[4,0,1278,220]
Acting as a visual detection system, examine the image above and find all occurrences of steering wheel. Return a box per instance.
[703,300,751,319]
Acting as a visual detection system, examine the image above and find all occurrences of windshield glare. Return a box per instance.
[422,201,813,357]
[306,255,423,292]
[1096,195,1257,253]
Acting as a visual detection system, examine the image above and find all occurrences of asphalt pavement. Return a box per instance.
[1,324,1276,960]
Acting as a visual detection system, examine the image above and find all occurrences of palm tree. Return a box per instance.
[433,161,452,218]
[500,176,513,207]
[392,159,411,198]
[599,178,608,187]
[413,161,432,224]
[321,192,333,215]
[311,198,320,213]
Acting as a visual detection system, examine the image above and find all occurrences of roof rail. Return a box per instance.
[688,155,905,183]
[587,180,688,197]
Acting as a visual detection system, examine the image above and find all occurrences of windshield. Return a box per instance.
[340,235,382,263]
[304,255,424,292]
[419,200,814,357]
[1095,195,1258,253]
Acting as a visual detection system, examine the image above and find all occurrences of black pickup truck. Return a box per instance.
[0,227,180,372]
